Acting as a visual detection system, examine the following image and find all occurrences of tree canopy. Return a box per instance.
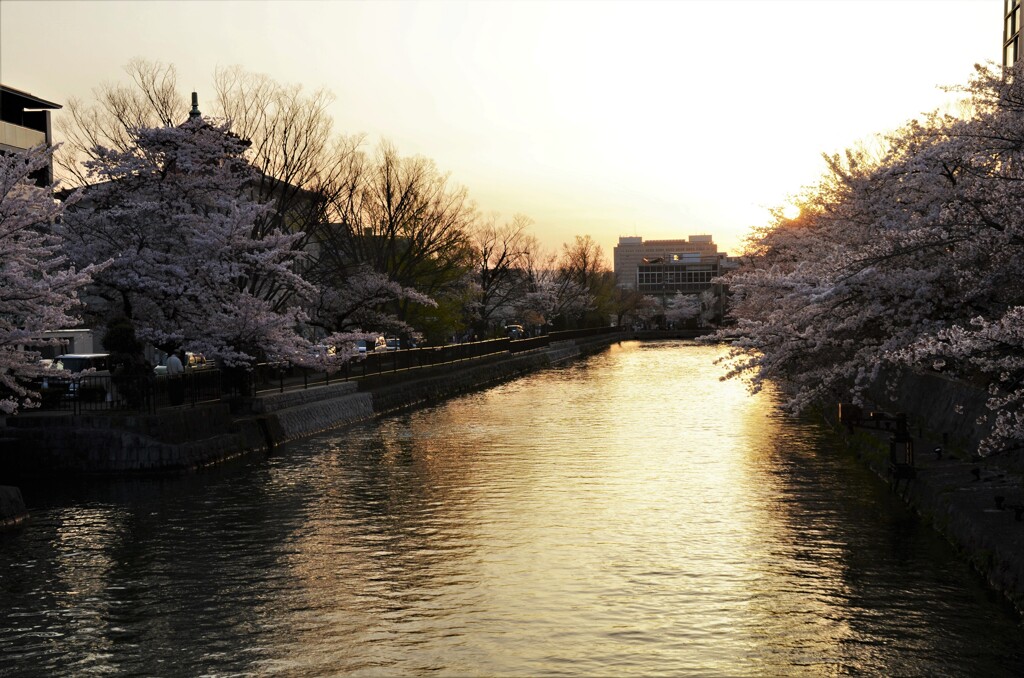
[716,61,1024,454]
[0,146,102,413]
[61,118,319,367]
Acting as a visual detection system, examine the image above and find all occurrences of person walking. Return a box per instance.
[166,350,185,406]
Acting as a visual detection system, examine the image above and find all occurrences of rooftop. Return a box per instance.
[1,84,62,110]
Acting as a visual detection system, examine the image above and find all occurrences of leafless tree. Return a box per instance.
[212,66,364,309]
[319,141,476,326]
[56,59,186,184]
[553,235,614,327]
[469,214,539,334]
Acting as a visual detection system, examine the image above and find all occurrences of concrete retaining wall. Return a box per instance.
[546,340,581,364]
[250,381,359,414]
[264,391,375,444]
[1,406,268,474]
[368,350,557,415]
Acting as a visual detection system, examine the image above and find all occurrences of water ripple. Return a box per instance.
[1,341,1022,677]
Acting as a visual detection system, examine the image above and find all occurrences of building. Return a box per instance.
[1006,0,1021,69]
[614,235,728,295]
[0,84,61,186]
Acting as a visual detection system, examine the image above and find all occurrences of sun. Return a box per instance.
[782,204,801,220]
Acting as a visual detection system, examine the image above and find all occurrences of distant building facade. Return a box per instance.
[0,84,61,186]
[1006,0,1021,68]
[613,235,730,296]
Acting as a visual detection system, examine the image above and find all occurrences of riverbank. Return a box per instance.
[0,333,620,481]
[827,401,1024,615]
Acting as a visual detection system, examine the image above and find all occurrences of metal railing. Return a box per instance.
[35,368,226,414]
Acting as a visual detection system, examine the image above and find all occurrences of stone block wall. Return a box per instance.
[866,370,993,457]
[266,392,374,444]
[250,381,358,414]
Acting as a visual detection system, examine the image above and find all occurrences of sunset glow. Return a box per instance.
[0,0,1001,256]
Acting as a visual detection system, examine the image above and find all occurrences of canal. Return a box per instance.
[1,341,1022,676]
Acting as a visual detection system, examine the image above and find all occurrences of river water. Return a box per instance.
[2,341,1022,676]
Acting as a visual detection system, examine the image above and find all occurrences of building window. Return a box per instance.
[1006,0,1022,68]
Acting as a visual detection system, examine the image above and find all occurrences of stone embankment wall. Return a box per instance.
[838,370,1024,614]
[869,370,994,459]
[0,335,611,478]
[248,381,374,446]
[1,404,268,474]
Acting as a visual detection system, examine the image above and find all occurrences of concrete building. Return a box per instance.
[1006,0,1021,69]
[613,235,727,295]
[0,84,61,186]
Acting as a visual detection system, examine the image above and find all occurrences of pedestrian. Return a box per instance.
[166,350,185,406]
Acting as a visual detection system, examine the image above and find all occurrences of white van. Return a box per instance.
[53,353,111,373]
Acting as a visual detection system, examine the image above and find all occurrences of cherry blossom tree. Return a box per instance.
[60,118,329,367]
[57,60,364,315]
[0,146,101,413]
[311,264,436,339]
[716,60,1024,455]
[663,292,700,327]
[716,138,982,414]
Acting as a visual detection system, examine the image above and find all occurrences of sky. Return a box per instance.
[0,0,1003,258]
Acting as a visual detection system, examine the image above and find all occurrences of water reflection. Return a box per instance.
[1,341,1022,676]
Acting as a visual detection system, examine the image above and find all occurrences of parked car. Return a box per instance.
[506,324,525,339]
[52,353,111,402]
[54,353,111,373]
[385,337,400,351]
[38,358,72,406]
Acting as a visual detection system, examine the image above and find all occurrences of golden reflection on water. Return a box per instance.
[8,341,1023,677]
[272,341,909,675]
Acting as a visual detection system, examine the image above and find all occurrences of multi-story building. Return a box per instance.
[1,84,61,186]
[614,234,728,296]
[1006,0,1021,68]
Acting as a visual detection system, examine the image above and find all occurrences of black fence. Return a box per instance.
[31,326,624,413]
[36,367,227,415]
